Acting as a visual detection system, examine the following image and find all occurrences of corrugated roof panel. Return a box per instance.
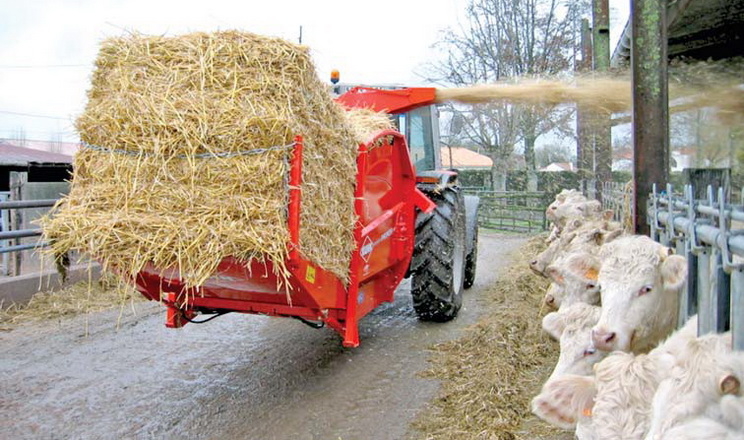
[0,142,73,166]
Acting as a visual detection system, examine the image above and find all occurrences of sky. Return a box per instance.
[0,0,630,145]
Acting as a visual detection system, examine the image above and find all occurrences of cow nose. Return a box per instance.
[592,329,616,351]
[545,294,555,306]
[530,260,538,267]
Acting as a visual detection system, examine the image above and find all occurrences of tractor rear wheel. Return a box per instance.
[410,187,466,322]
[463,220,478,289]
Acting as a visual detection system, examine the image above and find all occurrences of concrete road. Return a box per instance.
[0,233,526,440]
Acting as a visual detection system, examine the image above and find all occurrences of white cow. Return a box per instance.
[532,316,700,438]
[543,304,605,383]
[542,302,601,340]
[591,235,688,353]
[646,333,739,440]
[661,395,744,440]
[531,220,622,279]
[544,252,602,310]
[531,351,674,439]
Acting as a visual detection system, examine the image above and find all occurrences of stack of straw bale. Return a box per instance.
[42,31,373,287]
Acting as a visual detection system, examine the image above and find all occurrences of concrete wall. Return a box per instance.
[0,263,101,308]
[1,181,70,275]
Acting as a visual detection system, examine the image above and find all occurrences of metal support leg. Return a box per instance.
[732,268,744,351]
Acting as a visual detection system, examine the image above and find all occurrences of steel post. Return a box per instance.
[592,0,612,201]
[631,0,669,234]
[711,248,732,332]
[577,18,594,181]
[732,268,744,350]
[697,250,712,335]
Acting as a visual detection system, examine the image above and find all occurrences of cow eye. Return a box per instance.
[586,282,598,290]
[638,285,653,296]
[583,348,596,356]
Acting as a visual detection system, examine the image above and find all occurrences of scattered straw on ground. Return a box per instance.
[412,235,570,440]
[41,30,359,289]
[0,272,144,331]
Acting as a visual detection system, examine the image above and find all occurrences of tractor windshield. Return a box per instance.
[401,106,439,172]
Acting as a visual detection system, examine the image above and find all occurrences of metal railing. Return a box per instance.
[648,183,744,350]
[0,199,56,255]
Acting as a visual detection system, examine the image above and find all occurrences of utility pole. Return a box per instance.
[632,0,669,234]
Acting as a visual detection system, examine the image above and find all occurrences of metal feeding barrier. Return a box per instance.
[1,198,57,276]
[0,198,56,254]
[648,183,744,350]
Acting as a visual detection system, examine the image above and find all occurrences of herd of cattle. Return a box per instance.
[527,189,744,439]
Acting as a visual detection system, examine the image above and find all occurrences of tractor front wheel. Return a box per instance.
[410,187,466,322]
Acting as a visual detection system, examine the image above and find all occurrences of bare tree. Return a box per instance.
[427,0,589,190]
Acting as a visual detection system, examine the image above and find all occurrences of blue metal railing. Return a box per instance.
[648,183,744,350]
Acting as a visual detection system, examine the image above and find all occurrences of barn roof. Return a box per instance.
[612,0,744,66]
[0,141,73,167]
[440,147,493,169]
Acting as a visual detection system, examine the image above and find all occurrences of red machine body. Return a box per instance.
[134,88,440,347]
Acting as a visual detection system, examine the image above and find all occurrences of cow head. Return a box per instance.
[591,236,687,353]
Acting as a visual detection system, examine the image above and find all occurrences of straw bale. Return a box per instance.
[41,31,359,288]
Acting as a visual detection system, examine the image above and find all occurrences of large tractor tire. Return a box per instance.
[463,220,478,289]
[410,187,466,322]
[463,195,480,289]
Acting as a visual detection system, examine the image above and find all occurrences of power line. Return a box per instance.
[0,110,71,120]
[0,64,89,69]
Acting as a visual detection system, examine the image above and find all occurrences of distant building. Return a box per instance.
[3,139,81,156]
[440,147,493,169]
[540,162,575,172]
[0,141,72,192]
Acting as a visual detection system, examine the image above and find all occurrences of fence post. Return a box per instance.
[9,172,28,277]
[697,249,713,335]
[710,248,732,333]
[0,192,8,275]
[732,268,744,350]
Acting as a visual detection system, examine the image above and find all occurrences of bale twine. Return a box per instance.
[41,31,362,288]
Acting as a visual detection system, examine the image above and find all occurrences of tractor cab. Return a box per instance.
[391,105,440,173]
[332,80,442,173]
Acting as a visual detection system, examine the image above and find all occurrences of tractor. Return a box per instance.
[134,82,480,347]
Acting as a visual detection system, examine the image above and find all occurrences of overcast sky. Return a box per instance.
[0,0,630,144]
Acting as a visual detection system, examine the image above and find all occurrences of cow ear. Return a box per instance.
[542,311,567,340]
[602,228,624,245]
[719,374,741,395]
[531,374,596,430]
[602,209,614,221]
[546,266,565,286]
[661,255,688,291]
[565,253,601,281]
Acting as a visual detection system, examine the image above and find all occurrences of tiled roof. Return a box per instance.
[441,147,493,168]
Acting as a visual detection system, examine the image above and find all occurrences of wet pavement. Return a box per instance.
[0,233,526,440]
